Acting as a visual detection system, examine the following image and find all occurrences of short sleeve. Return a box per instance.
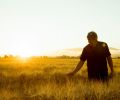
[104,43,111,57]
[80,48,87,61]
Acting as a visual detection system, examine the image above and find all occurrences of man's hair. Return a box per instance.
[87,31,98,39]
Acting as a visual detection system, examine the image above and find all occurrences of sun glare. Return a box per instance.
[11,47,35,58]
[17,56,30,63]
[9,34,45,57]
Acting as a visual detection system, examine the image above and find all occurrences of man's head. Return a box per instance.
[87,31,98,46]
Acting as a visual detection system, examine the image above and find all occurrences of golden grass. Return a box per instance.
[0,58,120,100]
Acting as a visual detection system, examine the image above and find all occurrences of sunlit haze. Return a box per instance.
[0,0,120,57]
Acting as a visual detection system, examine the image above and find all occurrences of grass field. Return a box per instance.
[0,57,120,100]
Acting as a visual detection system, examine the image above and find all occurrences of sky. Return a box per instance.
[0,0,120,57]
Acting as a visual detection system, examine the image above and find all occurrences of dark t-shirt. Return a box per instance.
[80,41,111,79]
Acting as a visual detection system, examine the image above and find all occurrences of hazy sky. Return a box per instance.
[0,0,120,56]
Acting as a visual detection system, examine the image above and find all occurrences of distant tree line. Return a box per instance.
[0,54,120,59]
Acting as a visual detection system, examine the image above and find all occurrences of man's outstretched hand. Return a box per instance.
[66,61,84,77]
[66,72,74,77]
[109,71,115,79]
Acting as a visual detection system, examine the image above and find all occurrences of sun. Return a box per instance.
[9,34,44,57]
[12,46,36,57]
[8,33,58,57]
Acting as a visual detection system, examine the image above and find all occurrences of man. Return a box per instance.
[68,31,114,81]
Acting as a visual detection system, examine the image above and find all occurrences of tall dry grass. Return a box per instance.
[0,58,120,100]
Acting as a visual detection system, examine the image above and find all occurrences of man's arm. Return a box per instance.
[107,56,114,77]
[68,60,85,76]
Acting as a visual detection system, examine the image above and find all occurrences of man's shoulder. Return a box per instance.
[83,44,90,50]
[98,41,107,44]
[97,41,108,48]
[83,41,108,50]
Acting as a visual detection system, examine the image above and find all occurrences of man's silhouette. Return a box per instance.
[68,31,114,81]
